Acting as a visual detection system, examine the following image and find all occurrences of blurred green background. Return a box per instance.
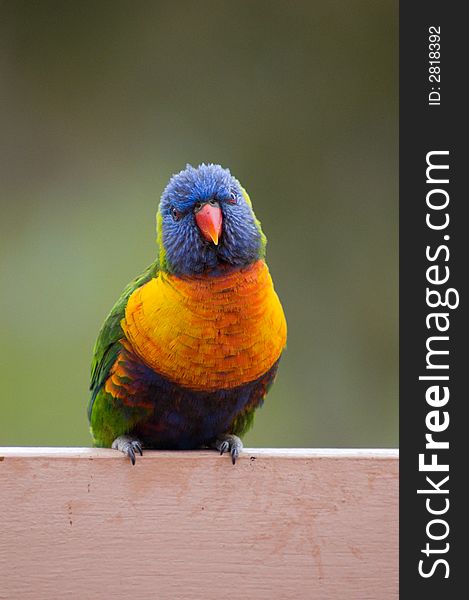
[0,0,397,448]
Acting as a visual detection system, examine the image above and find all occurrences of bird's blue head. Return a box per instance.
[157,164,266,275]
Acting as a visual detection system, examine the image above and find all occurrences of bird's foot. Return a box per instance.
[111,435,143,465]
[212,434,243,465]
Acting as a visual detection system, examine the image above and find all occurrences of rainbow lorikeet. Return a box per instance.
[88,164,287,464]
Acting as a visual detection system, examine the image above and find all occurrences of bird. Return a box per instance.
[88,163,287,464]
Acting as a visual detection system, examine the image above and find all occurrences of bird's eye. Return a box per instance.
[208,199,217,206]
[228,191,238,204]
[194,201,203,212]
[171,207,182,221]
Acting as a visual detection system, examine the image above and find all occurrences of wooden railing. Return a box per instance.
[0,448,398,599]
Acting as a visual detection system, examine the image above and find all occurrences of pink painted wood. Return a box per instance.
[0,448,398,599]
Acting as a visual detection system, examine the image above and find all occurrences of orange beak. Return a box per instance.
[194,203,223,245]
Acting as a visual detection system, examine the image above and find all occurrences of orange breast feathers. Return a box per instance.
[121,260,287,391]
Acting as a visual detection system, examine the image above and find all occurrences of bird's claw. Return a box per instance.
[112,436,143,465]
[219,441,230,456]
[213,434,243,465]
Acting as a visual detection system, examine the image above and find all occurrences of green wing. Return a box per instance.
[88,260,159,421]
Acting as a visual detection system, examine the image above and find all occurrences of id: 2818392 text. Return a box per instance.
[428,26,441,106]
